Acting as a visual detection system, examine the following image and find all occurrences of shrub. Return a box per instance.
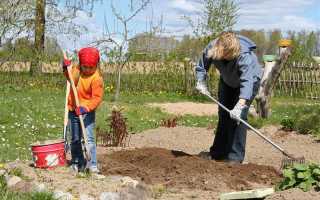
[280,117,295,131]
[277,163,320,192]
[280,106,320,137]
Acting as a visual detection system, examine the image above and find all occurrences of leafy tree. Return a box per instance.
[185,0,238,42]
[128,32,178,61]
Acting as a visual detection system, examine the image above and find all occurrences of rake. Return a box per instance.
[203,92,305,169]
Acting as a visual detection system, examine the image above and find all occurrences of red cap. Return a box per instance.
[78,47,100,67]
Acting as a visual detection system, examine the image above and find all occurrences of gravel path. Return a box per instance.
[147,102,219,116]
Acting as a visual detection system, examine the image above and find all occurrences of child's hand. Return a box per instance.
[75,106,88,116]
[62,59,71,70]
[62,51,72,71]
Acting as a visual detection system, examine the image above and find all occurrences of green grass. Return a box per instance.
[1,72,320,162]
[0,81,215,161]
[0,88,65,162]
[0,190,55,200]
[179,114,217,128]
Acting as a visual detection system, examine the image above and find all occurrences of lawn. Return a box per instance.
[0,74,215,162]
[1,72,319,162]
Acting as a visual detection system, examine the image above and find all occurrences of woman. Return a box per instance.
[195,31,262,163]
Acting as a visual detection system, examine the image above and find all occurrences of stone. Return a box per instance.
[0,169,6,176]
[105,175,124,182]
[53,190,73,200]
[80,194,95,200]
[6,176,22,187]
[4,162,18,171]
[10,180,33,193]
[99,192,120,200]
[33,183,47,192]
[120,176,139,188]
[119,184,151,200]
[93,174,106,180]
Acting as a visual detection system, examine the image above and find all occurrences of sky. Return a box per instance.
[57,0,320,50]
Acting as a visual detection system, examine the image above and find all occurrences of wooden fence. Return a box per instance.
[276,63,320,99]
[2,60,320,99]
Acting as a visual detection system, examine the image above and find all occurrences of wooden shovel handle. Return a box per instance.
[63,81,70,127]
[66,66,91,161]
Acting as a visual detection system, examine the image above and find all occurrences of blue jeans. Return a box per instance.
[69,111,97,168]
[210,79,259,162]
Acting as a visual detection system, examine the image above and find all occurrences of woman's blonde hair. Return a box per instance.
[208,31,241,60]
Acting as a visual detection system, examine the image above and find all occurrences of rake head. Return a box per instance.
[280,154,306,169]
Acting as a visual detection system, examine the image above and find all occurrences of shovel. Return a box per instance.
[63,51,91,161]
[63,81,70,153]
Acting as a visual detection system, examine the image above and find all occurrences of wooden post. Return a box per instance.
[256,39,292,118]
[183,57,191,95]
[256,55,277,117]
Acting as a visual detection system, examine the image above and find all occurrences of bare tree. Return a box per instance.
[0,0,99,73]
[31,0,100,75]
[95,0,151,102]
[0,0,34,64]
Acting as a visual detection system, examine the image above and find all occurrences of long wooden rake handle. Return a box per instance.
[65,63,91,161]
[63,81,70,153]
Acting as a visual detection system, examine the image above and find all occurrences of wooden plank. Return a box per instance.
[219,188,275,200]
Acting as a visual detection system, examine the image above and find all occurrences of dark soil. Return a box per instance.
[99,147,281,191]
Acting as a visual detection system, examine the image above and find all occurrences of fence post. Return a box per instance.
[256,39,292,118]
[183,57,191,94]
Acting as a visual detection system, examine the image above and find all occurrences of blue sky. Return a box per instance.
[57,0,320,50]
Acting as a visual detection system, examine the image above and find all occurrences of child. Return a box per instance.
[62,47,104,173]
[195,31,262,164]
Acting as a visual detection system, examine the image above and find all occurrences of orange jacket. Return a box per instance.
[65,65,104,112]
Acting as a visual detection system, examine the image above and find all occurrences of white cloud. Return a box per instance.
[169,0,201,13]
[162,0,319,34]
[235,0,319,31]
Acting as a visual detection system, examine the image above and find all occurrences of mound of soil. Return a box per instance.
[99,147,281,192]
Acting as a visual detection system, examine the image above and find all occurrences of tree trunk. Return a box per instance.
[256,48,292,118]
[114,65,122,102]
[30,0,45,75]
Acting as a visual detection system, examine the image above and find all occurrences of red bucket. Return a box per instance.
[31,139,66,168]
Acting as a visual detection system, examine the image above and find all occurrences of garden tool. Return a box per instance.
[63,81,70,154]
[202,92,305,169]
[64,51,91,162]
